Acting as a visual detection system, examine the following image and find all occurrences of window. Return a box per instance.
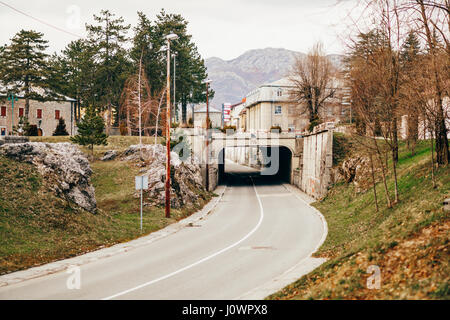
[19,108,24,117]
[55,110,60,119]
[1,106,6,117]
[37,109,42,119]
[274,106,282,115]
[277,88,283,97]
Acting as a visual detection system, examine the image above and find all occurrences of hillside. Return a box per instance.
[0,137,212,275]
[269,138,449,300]
[206,48,344,105]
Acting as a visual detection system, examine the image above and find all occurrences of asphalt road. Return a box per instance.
[0,162,326,300]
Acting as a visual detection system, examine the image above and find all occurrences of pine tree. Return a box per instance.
[48,39,98,121]
[86,10,131,133]
[154,10,213,125]
[0,30,51,120]
[53,118,69,136]
[131,10,213,125]
[70,107,108,158]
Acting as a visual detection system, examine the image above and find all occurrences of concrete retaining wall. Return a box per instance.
[294,130,333,199]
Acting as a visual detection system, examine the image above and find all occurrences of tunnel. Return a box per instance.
[217,146,292,185]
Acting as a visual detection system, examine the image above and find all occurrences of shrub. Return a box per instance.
[53,118,69,136]
[70,107,108,158]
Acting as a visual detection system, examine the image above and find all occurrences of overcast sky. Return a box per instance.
[0,0,360,60]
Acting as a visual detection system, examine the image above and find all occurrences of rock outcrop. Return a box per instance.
[101,150,118,161]
[0,142,97,213]
[331,156,380,193]
[123,144,206,209]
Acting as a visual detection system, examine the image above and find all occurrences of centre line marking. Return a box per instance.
[102,177,264,300]
[258,193,292,198]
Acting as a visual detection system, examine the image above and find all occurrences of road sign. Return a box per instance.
[135,176,149,190]
[135,176,148,232]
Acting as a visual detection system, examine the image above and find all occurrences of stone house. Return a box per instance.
[0,93,76,137]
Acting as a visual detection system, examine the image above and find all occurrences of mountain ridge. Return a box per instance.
[205,47,344,106]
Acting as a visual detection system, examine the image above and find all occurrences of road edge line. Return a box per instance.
[235,183,328,300]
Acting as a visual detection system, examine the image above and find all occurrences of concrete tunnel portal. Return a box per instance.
[218,146,293,185]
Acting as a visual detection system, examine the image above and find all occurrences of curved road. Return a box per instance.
[0,162,326,300]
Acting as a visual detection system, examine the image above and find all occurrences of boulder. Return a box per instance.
[101,150,118,161]
[123,144,205,209]
[0,142,97,213]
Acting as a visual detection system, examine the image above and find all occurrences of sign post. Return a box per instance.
[135,176,149,232]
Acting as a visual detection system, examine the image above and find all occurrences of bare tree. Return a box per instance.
[119,69,166,140]
[289,43,337,131]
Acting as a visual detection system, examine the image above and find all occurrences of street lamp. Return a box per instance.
[202,79,212,191]
[172,52,178,123]
[165,33,179,219]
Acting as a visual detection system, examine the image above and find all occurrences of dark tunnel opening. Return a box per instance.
[218,146,292,185]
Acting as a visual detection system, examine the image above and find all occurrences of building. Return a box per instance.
[192,104,222,129]
[243,77,346,133]
[0,91,76,136]
[229,100,247,132]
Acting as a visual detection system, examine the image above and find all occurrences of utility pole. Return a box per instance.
[202,79,212,191]
[8,93,18,134]
[165,33,179,219]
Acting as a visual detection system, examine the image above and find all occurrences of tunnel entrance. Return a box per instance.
[217,146,292,185]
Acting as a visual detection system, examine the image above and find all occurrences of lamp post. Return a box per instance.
[172,52,178,123]
[202,79,212,191]
[8,93,18,134]
[165,33,179,219]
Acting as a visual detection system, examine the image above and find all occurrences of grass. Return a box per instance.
[0,136,211,275]
[268,139,449,300]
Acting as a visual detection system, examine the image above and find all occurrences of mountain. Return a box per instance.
[205,48,344,106]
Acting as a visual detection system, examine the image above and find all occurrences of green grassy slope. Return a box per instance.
[269,140,449,300]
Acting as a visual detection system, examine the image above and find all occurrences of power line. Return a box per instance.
[0,1,83,38]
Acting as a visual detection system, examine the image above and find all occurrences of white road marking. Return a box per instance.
[258,193,292,198]
[102,178,265,300]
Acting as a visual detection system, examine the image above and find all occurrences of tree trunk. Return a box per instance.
[369,153,379,212]
[435,112,449,165]
[24,77,30,120]
[374,138,392,208]
[107,103,112,135]
[392,116,399,163]
[127,107,131,136]
[430,131,436,188]
[408,112,419,156]
[182,96,187,125]
[392,150,399,204]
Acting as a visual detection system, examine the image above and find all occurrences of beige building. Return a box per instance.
[0,94,76,137]
[192,104,222,129]
[242,78,346,133]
